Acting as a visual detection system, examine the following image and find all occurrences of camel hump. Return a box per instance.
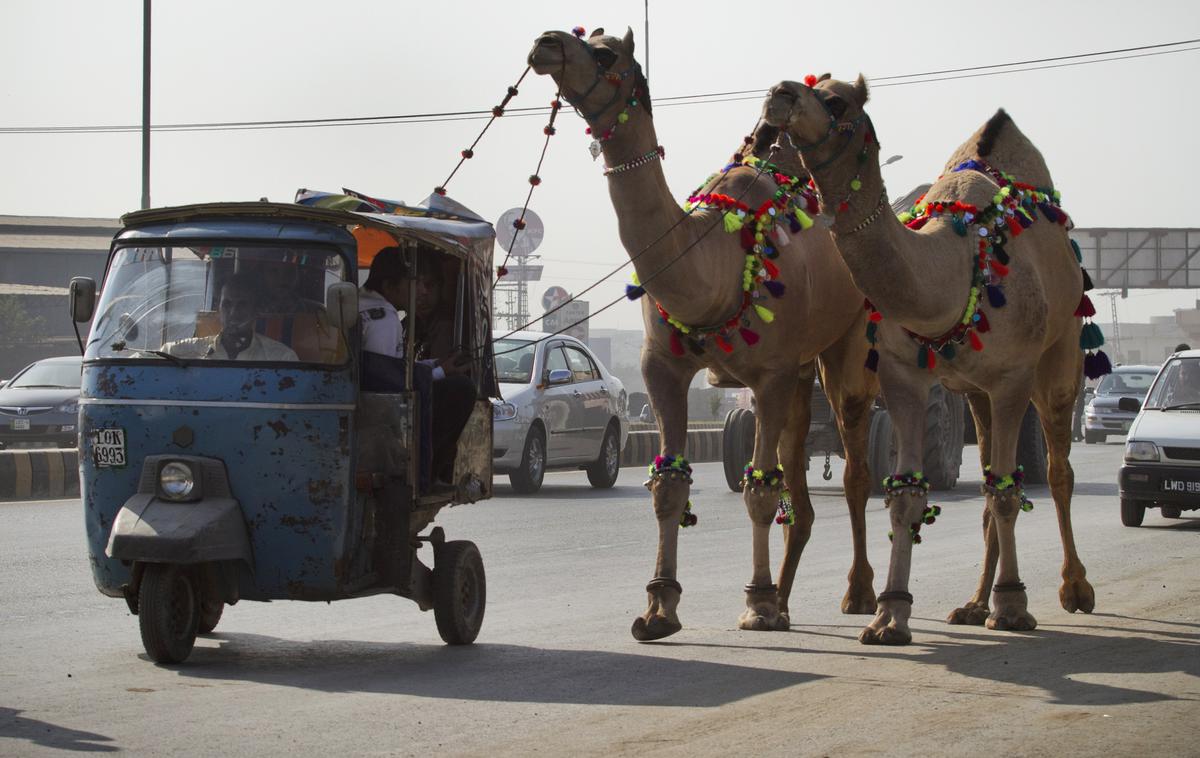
[941,109,1054,189]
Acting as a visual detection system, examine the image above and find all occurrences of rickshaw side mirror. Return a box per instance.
[69,277,96,323]
[326,282,359,329]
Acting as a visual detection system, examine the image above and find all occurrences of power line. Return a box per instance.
[2,38,1196,135]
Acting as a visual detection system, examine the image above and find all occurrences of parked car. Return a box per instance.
[0,356,82,449]
[1084,364,1158,443]
[492,330,629,493]
[1117,350,1200,526]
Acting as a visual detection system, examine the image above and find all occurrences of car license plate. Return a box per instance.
[11,418,30,431]
[91,428,127,468]
[1161,479,1200,495]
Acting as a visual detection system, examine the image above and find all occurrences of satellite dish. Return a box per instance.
[496,208,544,256]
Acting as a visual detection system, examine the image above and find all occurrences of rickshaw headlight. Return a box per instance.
[159,461,197,500]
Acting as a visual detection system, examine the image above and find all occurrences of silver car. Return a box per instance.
[1084,364,1158,444]
[492,330,629,493]
[0,355,82,449]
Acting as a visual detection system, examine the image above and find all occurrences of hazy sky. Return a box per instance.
[2,0,1198,330]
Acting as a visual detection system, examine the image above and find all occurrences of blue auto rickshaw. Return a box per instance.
[69,192,498,663]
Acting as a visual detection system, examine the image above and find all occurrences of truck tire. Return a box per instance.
[924,386,964,491]
[722,408,755,492]
[1016,405,1048,485]
[867,409,895,496]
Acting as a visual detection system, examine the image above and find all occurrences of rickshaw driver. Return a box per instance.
[359,247,476,484]
[164,272,298,361]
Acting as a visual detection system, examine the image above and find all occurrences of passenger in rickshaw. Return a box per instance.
[359,247,475,486]
[165,272,298,361]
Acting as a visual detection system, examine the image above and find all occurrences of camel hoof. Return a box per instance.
[1060,579,1095,614]
[841,589,877,616]
[947,603,990,626]
[858,625,911,646]
[986,609,1037,632]
[631,615,682,642]
[737,608,786,632]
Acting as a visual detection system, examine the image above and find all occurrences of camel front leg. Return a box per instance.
[631,350,698,642]
[740,371,800,632]
[774,367,816,629]
[948,391,998,626]
[983,388,1038,633]
[861,362,936,646]
[818,330,879,615]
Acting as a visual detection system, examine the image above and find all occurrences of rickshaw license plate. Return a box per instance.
[11,418,30,431]
[91,428,127,467]
[1161,479,1200,494]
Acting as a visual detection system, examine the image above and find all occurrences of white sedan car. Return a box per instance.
[491,330,629,493]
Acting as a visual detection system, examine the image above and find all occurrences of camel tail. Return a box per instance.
[975,109,1012,158]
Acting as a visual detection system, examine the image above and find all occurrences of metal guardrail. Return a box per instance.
[0,449,80,500]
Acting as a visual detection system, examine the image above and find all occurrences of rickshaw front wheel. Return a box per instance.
[138,563,200,664]
[433,541,486,645]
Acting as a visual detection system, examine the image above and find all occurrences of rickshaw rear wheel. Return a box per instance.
[198,600,224,635]
[433,541,486,645]
[138,563,200,664]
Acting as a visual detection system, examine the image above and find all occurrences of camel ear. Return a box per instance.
[853,73,870,106]
[589,27,605,38]
[817,73,831,82]
[622,26,636,55]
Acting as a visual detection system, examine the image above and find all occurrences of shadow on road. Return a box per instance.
[174,638,825,706]
[0,707,119,753]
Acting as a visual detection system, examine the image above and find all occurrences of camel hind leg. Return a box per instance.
[1033,332,1094,614]
[817,328,878,615]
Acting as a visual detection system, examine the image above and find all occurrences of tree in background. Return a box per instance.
[0,296,45,344]
[709,389,722,419]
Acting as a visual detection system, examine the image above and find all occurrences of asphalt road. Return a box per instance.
[2,442,1198,756]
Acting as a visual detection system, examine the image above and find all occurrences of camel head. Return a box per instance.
[762,74,869,153]
[528,27,650,127]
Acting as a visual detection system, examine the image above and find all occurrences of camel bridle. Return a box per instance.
[542,33,643,127]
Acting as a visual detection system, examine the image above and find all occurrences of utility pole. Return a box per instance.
[1095,290,1124,363]
[141,0,151,210]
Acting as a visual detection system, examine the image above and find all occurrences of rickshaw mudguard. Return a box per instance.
[106,493,253,566]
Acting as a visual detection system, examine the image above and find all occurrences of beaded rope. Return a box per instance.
[983,464,1034,512]
[883,471,938,544]
[603,146,665,176]
[742,463,794,525]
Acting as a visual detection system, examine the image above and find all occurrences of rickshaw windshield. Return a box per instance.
[86,244,349,365]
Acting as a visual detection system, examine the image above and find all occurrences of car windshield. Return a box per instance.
[494,339,536,383]
[1143,358,1200,409]
[9,361,81,389]
[1095,371,1156,396]
[86,245,348,365]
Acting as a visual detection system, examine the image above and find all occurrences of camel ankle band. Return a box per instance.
[743,463,793,525]
[647,576,682,594]
[647,454,693,483]
[993,582,1026,594]
[982,465,1034,512]
[877,590,914,605]
[884,472,938,544]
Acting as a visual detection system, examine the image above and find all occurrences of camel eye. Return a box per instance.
[593,47,618,70]
[823,95,848,120]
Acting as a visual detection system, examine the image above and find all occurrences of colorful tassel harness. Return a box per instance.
[625,157,819,357]
[743,464,796,525]
[883,471,939,544]
[645,455,698,527]
[865,159,1111,379]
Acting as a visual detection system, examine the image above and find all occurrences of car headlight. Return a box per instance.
[57,399,79,414]
[159,461,197,500]
[1124,440,1159,462]
[493,401,517,421]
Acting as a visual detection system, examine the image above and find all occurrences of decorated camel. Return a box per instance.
[528,28,880,640]
[763,75,1108,644]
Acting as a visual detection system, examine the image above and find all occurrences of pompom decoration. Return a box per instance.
[1084,349,1113,379]
[803,74,818,87]
[571,26,586,38]
[1074,294,1096,318]
[625,284,646,300]
[461,149,474,159]
[497,266,508,278]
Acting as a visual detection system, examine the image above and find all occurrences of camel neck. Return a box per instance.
[806,136,968,336]
[593,110,744,326]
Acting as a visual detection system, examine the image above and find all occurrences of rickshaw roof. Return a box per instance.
[118,195,496,269]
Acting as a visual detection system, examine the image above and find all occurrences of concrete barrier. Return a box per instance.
[621,428,722,467]
[0,449,80,501]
